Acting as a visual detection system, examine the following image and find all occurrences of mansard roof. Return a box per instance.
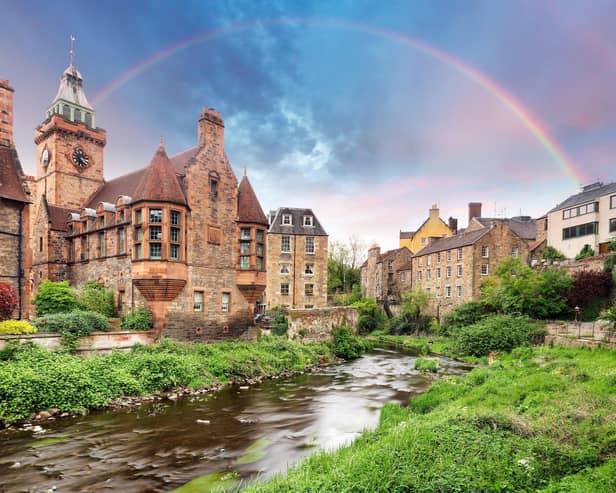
[268,207,328,236]
[0,144,28,202]
[133,143,187,206]
[238,173,267,225]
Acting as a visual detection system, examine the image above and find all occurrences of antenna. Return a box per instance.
[69,35,76,67]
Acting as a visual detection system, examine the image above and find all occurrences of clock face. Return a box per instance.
[72,148,89,168]
[41,147,50,167]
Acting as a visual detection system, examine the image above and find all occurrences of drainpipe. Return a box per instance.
[292,233,297,308]
[17,204,24,319]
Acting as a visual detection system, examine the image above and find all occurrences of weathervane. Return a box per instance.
[69,35,76,67]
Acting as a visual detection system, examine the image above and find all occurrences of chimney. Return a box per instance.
[429,204,439,220]
[468,202,482,224]
[448,216,458,234]
[198,105,225,151]
[0,80,14,146]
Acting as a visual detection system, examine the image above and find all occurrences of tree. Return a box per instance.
[328,236,367,295]
[32,280,80,316]
[76,281,116,317]
[542,246,566,262]
[0,282,19,321]
[575,244,595,261]
[401,288,429,318]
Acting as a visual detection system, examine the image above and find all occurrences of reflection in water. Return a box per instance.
[0,349,470,492]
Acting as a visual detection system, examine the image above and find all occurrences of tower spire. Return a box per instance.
[69,35,76,67]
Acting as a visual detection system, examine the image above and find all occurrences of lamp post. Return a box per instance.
[574,306,581,338]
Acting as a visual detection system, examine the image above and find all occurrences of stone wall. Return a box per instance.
[547,255,608,275]
[0,199,26,318]
[165,311,257,342]
[287,306,358,343]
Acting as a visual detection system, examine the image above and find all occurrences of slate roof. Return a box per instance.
[400,231,415,240]
[548,182,616,213]
[268,207,328,236]
[0,145,28,202]
[397,260,413,271]
[415,228,490,256]
[132,143,187,206]
[86,168,146,208]
[475,217,536,240]
[379,246,410,262]
[238,174,267,225]
[47,203,77,231]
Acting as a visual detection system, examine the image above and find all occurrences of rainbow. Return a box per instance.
[92,16,583,183]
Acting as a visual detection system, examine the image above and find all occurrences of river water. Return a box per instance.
[0,349,470,492]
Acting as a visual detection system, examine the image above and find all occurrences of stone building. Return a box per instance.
[0,80,31,318]
[399,204,456,253]
[26,59,268,338]
[265,208,328,309]
[360,245,412,302]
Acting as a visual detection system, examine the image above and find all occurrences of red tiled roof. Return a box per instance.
[86,168,146,208]
[0,145,27,202]
[132,144,187,206]
[47,204,77,231]
[528,239,545,251]
[170,146,198,176]
[238,174,267,225]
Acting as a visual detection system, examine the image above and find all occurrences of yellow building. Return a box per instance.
[399,204,455,253]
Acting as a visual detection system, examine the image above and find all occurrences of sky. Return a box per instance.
[1,0,616,251]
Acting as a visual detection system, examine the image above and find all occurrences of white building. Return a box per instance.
[547,182,616,259]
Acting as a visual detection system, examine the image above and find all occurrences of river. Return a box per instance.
[0,348,471,492]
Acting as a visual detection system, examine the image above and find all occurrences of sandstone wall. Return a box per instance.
[287,306,358,343]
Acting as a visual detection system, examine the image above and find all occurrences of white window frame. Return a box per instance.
[445,286,451,298]
[282,214,293,225]
[456,285,462,298]
[457,248,463,261]
[481,246,489,258]
[194,291,204,312]
[418,270,422,281]
[512,246,519,258]
[280,283,290,296]
[281,235,291,253]
[457,265,463,277]
[481,263,489,276]
[305,236,315,254]
[446,266,451,278]
[303,215,314,227]
[280,263,290,275]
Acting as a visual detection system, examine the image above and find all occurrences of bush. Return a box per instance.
[440,301,494,336]
[0,282,19,321]
[268,306,288,336]
[389,313,433,335]
[35,310,111,350]
[76,281,116,317]
[542,246,566,262]
[567,270,613,321]
[353,298,386,335]
[414,357,439,372]
[121,307,153,331]
[452,315,537,357]
[0,320,37,335]
[331,325,370,360]
[575,244,595,261]
[32,280,79,316]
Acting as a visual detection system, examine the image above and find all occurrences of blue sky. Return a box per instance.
[2,0,616,250]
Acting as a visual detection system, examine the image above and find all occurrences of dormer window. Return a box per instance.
[282,214,292,225]
[303,215,313,227]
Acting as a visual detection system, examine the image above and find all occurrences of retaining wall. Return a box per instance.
[287,306,359,343]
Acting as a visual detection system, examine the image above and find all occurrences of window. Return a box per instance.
[418,271,422,281]
[426,288,431,296]
[99,216,105,227]
[427,256,431,266]
[119,209,125,222]
[240,256,250,270]
[256,229,265,272]
[135,209,142,224]
[118,290,126,313]
[118,228,125,254]
[562,222,599,240]
[256,257,263,271]
[135,227,142,242]
[303,215,313,227]
[149,226,162,241]
[74,108,81,122]
[256,230,264,242]
[281,235,291,253]
[210,178,218,199]
[39,236,43,252]
[221,293,230,312]
[446,266,451,278]
[436,253,441,264]
[511,246,519,257]
[436,267,441,279]
[280,263,290,275]
[135,243,142,260]
[171,211,180,225]
[68,239,74,261]
[306,236,315,254]
[421,238,426,245]
[240,228,251,240]
[446,250,451,262]
[149,208,162,223]
[194,291,204,312]
[610,218,616,233]
[611,195,616,209]
[388,260,394,273]
[170,227,180,243]
[563,202,599,219]
[457,265,463,277]
[81,236,88,260]
[481,263,489,276]
[418,258,422,267]
[281,283,290,296]
[99,232,105,257]
[305,283,314,296]
[282,214,293,225]
[85,112,92,128]
[400,272,405,282]
[457,248,463,261]
[481,246,489,258]
[446,286,451,298]
[304,305,314,309]
[457,286,462,298]
[256,243,264,256]
[305,263,314,275]
[426,269,431,280]
[170,244,179,261]
[149,243,162,259]
[240,242,251,254]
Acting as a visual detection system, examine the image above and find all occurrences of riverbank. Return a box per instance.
[0,337,332,427]
[246,345,616,492]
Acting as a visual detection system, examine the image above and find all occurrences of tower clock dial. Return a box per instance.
[41,147,50,167]
[72,148,89,168]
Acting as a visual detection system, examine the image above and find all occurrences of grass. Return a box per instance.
[245,345,616,492]
[414,357,439,372]
[0,336,331,425]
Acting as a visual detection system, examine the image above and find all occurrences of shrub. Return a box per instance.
[0,320,37,335]
[600,305,616,325]
[331,325,370,360]
[35,310,111,350]
[76,281,116,317]
[32,280,79,316]
[353,298,386,335]
[452,315,537,357]
[566,270,613,321]
[0,282,19,321]
[268,306,288,337]
[388,313,433,335]
[575,244,595,261]
[542,246,566,262]
[414,357,439,372]
[121,307,153,331]
[440,301,494,335]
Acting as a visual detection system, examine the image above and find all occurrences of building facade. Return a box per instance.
[25,60,268,338]
[265,208,328,309]
[360,246,413,302]
[399,204,456,253]
[546,182,616,259]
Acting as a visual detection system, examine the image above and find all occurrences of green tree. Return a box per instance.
[328,236,366,295]
[575,244,595,261]
[400,288,428,318]
[542,246,566,261]
[353,298,386,335]
[32,280,80,316]
[76,281,116,317]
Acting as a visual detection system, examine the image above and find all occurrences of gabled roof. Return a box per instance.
[415,228,490,256]
[397,260,413,272]
[548,182,616,213]
[379,246,411,262]
[170,146,199,176]
[0,144,28,202]
[474,217,536,240]
[47,203,77,231]
[268,207,328,236]
[400,231,415,240]
[132,143,187,206]
[238,173,267,225]
[86,168,147,208]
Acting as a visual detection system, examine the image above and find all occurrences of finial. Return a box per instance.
[69,35,76,67]
[243,166,247,177]
[159,134,164,148]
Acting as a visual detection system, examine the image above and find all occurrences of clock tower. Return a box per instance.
[34,54,106,209]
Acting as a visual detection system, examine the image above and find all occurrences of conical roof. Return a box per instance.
[50,64,93,110]
[238,170,267,225]
[133,141,187,206]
